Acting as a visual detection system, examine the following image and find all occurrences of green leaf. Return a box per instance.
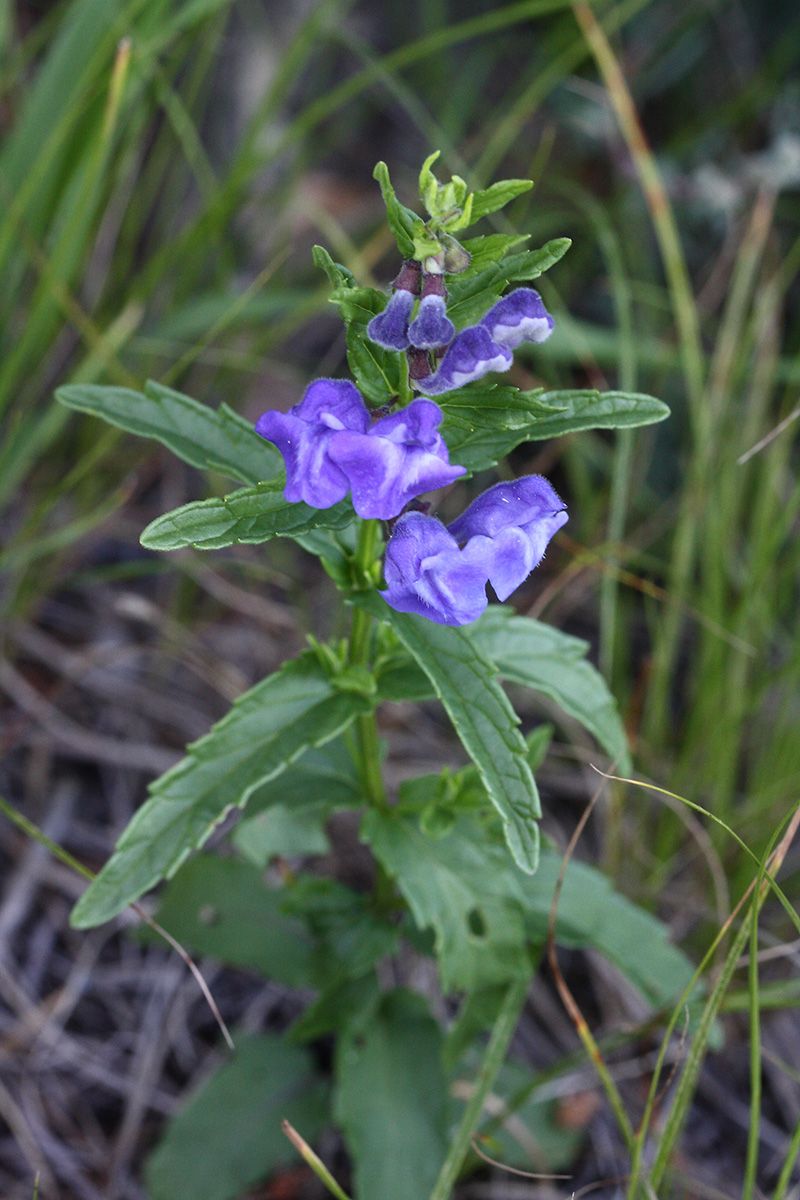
[503,237,572,283]
[367,809,695,1009]
[373,162,419,258]
[439,384,669,472]
[363,810,531,991]
[346,322,403,403]
[456,233,530,276]
[290,972,382,1043]
[439,382,554,471]
[145,1033,327,1200]
[470,1057,586,1173]
[524,388,671,438]
[443,985,508,1071]
[70,654,371,927]
[327,281,385,324]
[468,179,533,222]
[232,739,364,865]
[239,738,364,820]
[446,237,571,328]
[56,381,279,484]
[355,593,540,874]
[146,855,316,986]
[233,803,331,862]
[312,244,356,289]
[471,607,631,770]
[282,877,400,986]
[517,852,696,1010]
[335,990,448,1200]
[139,480,355,551]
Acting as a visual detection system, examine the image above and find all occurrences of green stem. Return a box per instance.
[427,976,529,1200]
[348,520,387,810]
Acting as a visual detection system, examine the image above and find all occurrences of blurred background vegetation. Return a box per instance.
[2,0,800,1195]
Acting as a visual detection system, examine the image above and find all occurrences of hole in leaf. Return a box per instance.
[467,907,487,939]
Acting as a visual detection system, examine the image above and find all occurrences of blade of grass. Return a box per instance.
[427,977,531,1200]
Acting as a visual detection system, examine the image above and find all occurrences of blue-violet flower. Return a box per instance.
[408,272,455,350]
[255,378,366,510]
[448,475,568,602]
[255,379,463,520]
[366,260,421,351]
[326,398,465,520]
[480,288,554,348]
[414,326,513,395]
[380,511,492,626]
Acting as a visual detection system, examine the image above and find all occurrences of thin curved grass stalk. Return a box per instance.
[427,976,531,1200]
[282,1122,353,1200]
[585,772,800,1197]
[742,856,765,1200]
[643,803,800,1196]
[547,772,635,1150]
[546,178,637,682]
[771,1109,800,1200]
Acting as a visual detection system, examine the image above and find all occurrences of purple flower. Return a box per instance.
[255,378,368,509]
[366,260,421,351]
[256,381,463,520]
[448,475,567,601]
[327,399,465,520]
[414,326,513,395]
[480,288,554,348]
[408,272,455,350]
[366,289,415,351]
[380,511,492,626]
[408,294,455,350]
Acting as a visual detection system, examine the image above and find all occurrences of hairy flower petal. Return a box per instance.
[414,326,513,395]
[255,378,368,509]
[480,288,554,348]
[380,511,491,626]
[366,289,415,351]
[448,475,567,601]
[327,399,465,519]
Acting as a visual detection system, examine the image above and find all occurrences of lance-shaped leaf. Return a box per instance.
[355,592,540,874]
[471,607,631,770]
[440,383,669,472]
[70,655,372,928]
[56,381,279,484]
[468,179,533,222]
[312,243,356,290]
[139,480,354,551]
[345,314,404,403]
[373,161,419,258]
[446,237,571,329]
[525,388,671,439]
